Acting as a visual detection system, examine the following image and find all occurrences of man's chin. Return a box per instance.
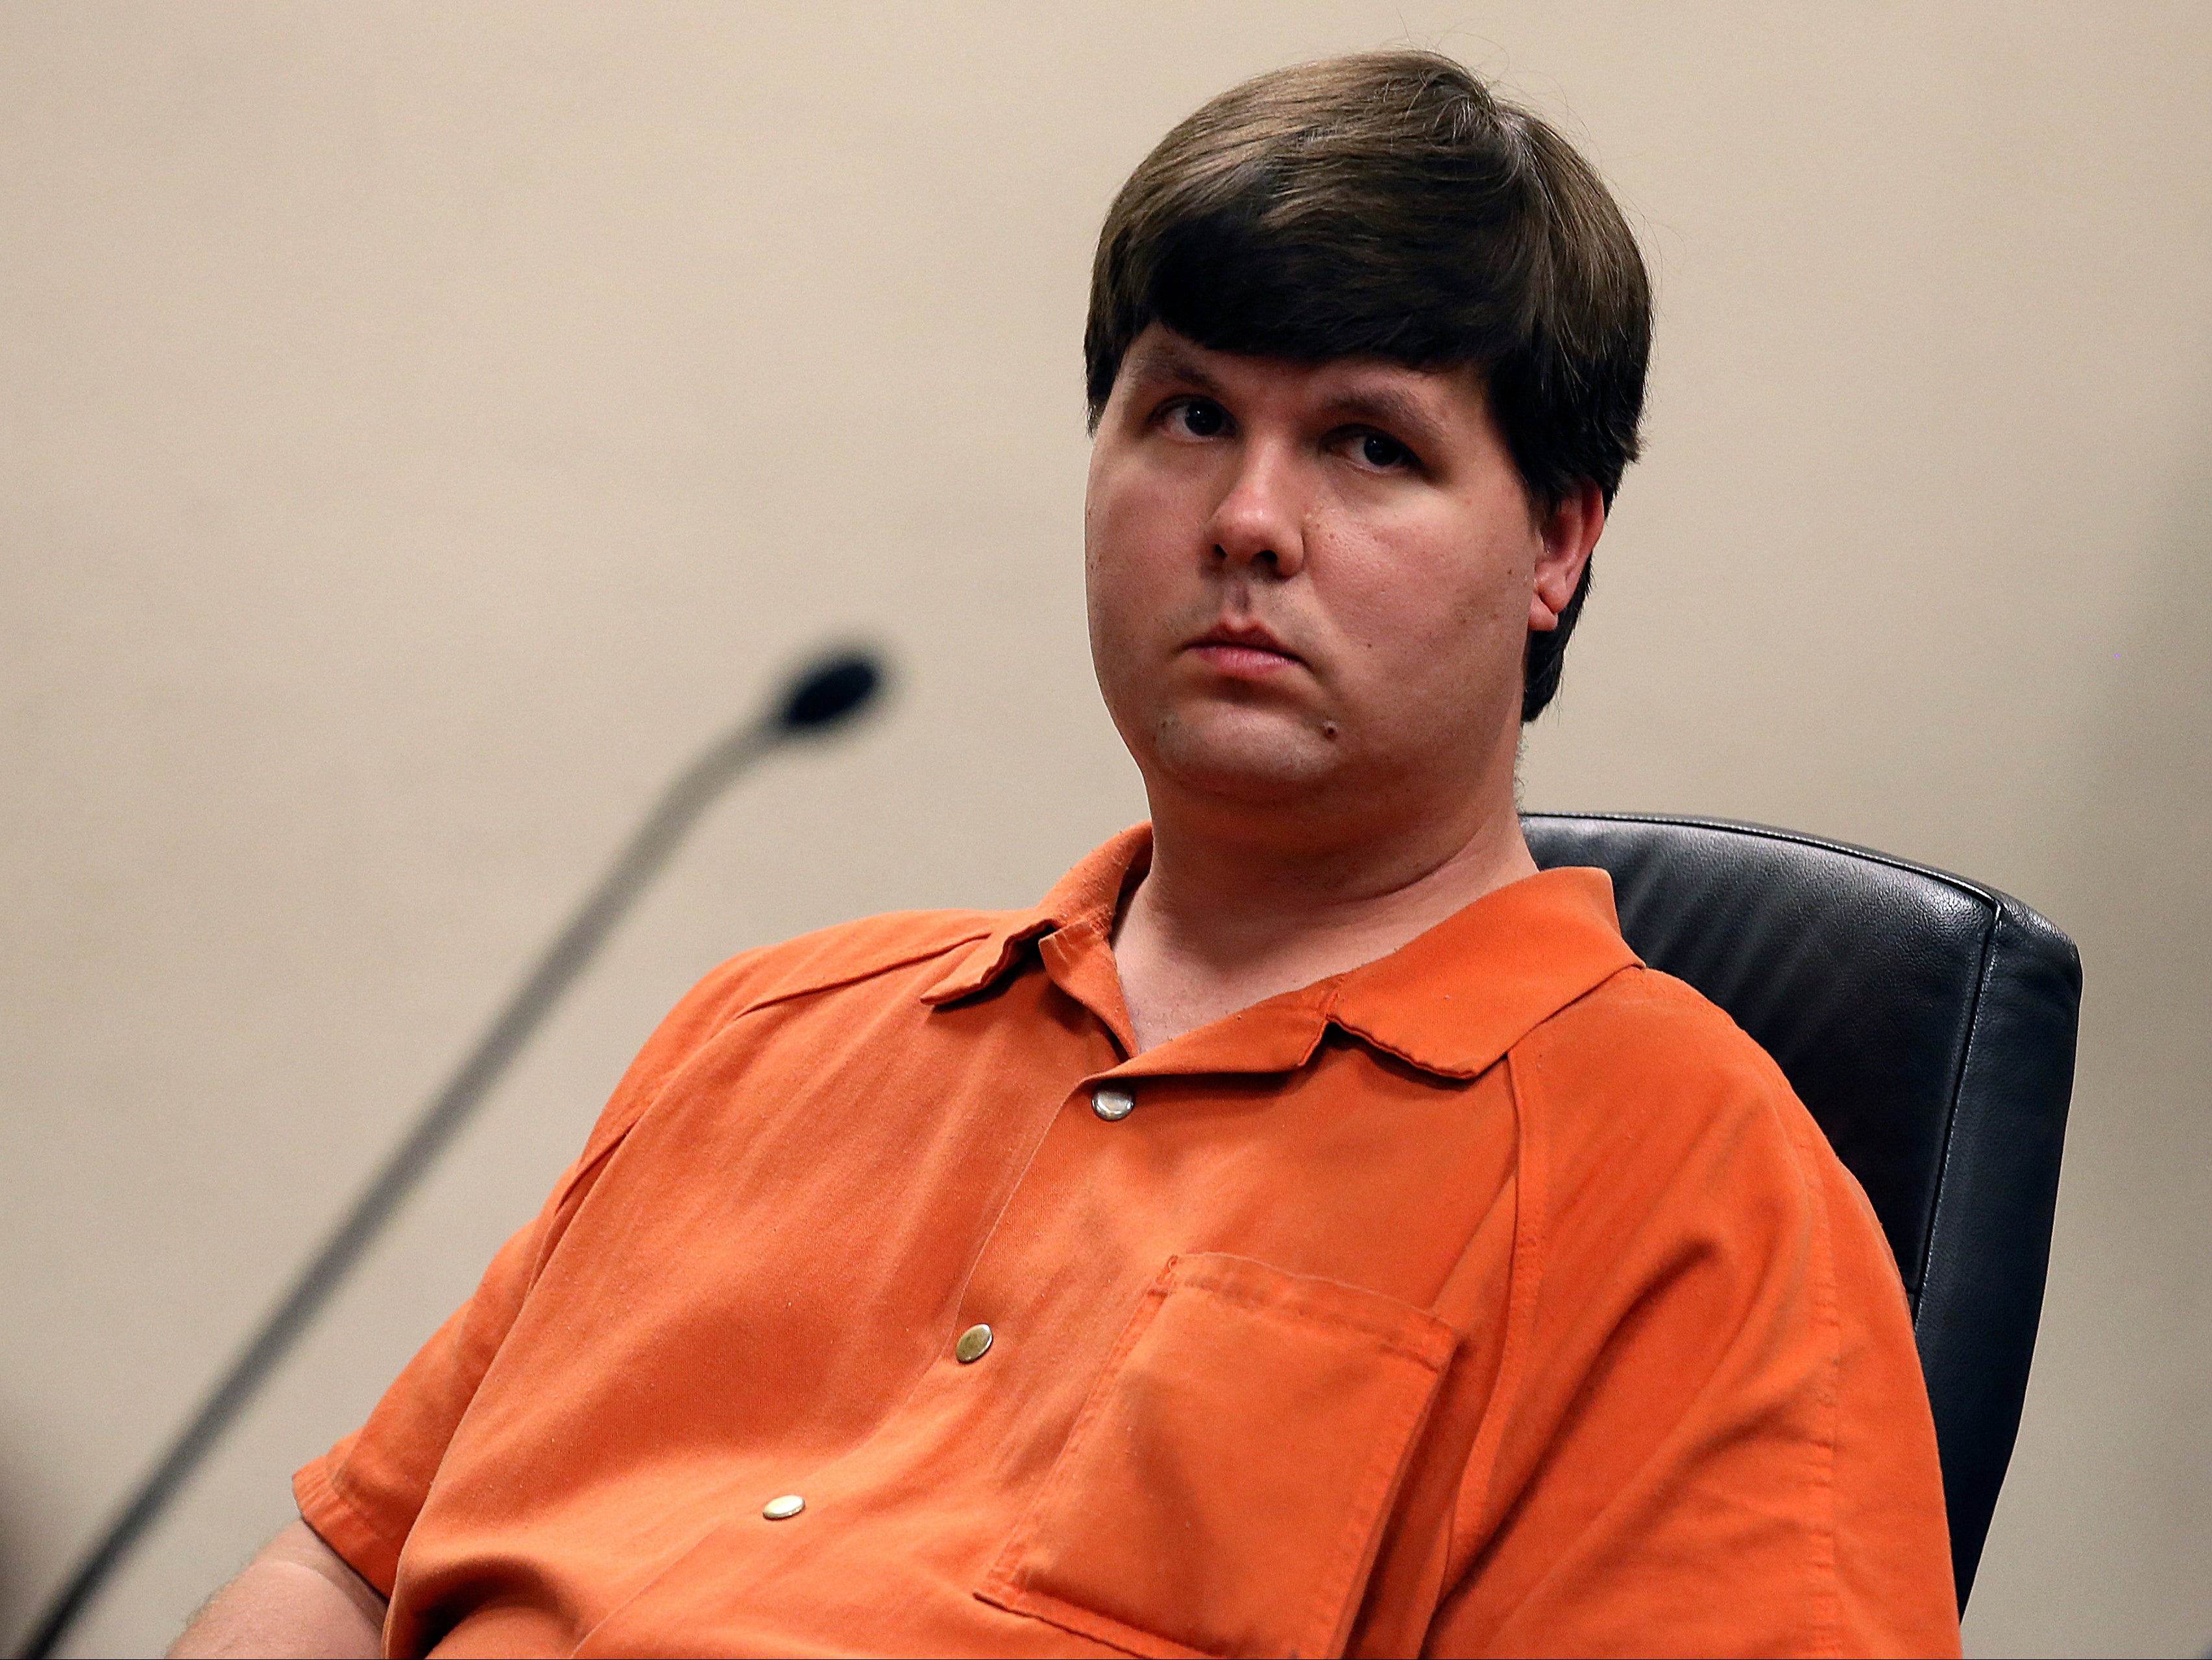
[1145,714,1351,806]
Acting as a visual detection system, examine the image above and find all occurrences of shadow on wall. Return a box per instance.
[1967,419,2212,1657]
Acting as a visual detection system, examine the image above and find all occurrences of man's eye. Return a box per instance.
[1355,432,1414,470]
[1166,398,1230,439]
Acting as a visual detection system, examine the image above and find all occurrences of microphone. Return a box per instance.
[776,651,880,731]
[19,646,887,1660]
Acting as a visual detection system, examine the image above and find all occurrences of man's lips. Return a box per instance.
[1183,625,1304,678]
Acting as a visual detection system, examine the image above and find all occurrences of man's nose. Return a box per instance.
[1206,443,1307,579]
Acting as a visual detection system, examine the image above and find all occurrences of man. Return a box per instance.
[176,51,1960,1658]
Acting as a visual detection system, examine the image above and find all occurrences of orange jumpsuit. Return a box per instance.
[297,826,1960,1657]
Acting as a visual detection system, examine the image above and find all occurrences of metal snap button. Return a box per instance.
[954,1323,994,1363]
[761,1493,805,1521]
[1092,1085,1136,1122]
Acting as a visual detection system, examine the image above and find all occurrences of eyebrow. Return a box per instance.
[1118,338,1226,397]
[1320,383,1450,454]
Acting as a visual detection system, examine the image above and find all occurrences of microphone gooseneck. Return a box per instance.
[18,646,886,1660]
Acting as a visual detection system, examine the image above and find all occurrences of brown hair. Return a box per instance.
[1086,51,1651,721]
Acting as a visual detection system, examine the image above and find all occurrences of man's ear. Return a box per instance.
[1528,479,1605,632]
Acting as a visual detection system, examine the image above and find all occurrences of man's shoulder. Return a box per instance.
[1514,961,1829,1201]
[1533,961,1786,1090]
[579,908,1021,1161]
[1501,960,1915,1338]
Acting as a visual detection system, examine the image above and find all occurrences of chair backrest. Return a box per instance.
[1524,812,2080,1610]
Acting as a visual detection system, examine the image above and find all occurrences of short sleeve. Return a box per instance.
[1424,981,1961,1658]
[291,948,766,1593]
[294,1207,555,1593]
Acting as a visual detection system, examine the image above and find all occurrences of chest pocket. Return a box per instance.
[976,1253,1457,1659]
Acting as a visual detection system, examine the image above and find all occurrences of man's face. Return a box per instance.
[1086,323,1595,830]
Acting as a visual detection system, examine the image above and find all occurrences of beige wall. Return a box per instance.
[2,4,2206,1654]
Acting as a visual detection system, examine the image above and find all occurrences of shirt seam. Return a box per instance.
[1793,1104,1849,1659]
[1444,1043,1548,1571]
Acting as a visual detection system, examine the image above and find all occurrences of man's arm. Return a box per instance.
[168,1519,385,1659]
[1424,986,1959,1656]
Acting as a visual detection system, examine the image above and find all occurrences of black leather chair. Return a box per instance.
[1524,812,2080,1611]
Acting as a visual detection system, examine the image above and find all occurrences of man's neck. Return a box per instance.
[1109,790,1538,1054]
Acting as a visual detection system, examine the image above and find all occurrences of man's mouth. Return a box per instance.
[1184,622,1304,678]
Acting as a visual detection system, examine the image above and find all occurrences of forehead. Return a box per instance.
[1115,324,1488,429]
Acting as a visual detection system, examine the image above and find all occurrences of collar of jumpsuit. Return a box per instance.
[297,824,1960,1659]
[916,824,1634,1074]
